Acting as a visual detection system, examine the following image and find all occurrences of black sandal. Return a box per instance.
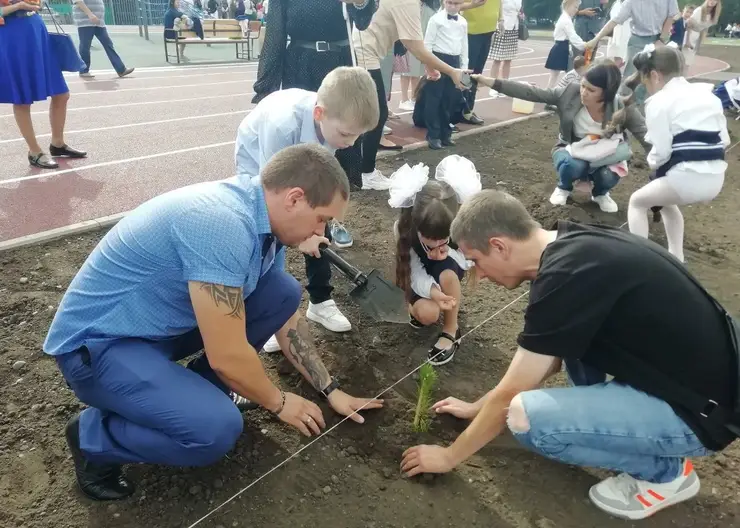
[409,314,425,329]
[28,152,59,169]
[427,328,461,366]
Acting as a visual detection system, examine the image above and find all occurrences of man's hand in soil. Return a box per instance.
[400,445,455,477]
[276,314,383,422]
[432,397,478,420]
[278,392,327,437]
[431,287,456,311]
[327,390,384,424]
[298,234,330,258]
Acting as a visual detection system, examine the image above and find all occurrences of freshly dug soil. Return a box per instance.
[1,47,739,528]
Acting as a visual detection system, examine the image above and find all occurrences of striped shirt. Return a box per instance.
[611,0,679,37]
[73,0,106,27]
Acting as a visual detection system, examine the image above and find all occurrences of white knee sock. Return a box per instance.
[628,179,685,262]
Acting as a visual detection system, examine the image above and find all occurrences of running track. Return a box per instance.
[0,39,728,248]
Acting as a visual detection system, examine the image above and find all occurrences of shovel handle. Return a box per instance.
[319,244,365,285]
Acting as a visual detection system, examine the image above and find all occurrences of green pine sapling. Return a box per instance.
[412,363,438,433]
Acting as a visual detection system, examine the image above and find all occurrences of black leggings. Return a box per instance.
[361,68,390,174]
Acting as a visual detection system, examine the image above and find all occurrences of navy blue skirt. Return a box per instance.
[0,13,68,105]
[545,40,570,72]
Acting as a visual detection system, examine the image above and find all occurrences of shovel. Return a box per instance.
[319,245,408,324]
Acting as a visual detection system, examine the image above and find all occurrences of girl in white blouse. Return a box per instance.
[626,44,729,263]
[544,0,585,88]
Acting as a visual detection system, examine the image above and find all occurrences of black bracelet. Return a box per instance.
[320,378,340,399]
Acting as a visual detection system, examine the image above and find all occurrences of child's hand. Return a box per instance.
[13,1,39,11]
[431,288,456,311]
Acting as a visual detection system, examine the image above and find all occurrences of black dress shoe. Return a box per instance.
[427,138,443,150]
[49,144,88,158]
[66,413,135,501]
[461,113,484,125]
[28,152,59,169]
[441,137,456,147]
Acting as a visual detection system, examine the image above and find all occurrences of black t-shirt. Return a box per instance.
[517,221,737,451]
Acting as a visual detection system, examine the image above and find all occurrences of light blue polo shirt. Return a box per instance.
[43,175,282,356]
[234,88,336,180]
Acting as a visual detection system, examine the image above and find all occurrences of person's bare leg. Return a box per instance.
[547,70,560,89]
[489,59,501,78]
[409,76,419,99]
[435,269,461,349]
[410,299,440,327]
[49,92,70,148]
[400,75,411,102]
[13,104,43,155]
[501,60,512,80]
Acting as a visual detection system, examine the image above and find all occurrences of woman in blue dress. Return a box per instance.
[0,1,86,169]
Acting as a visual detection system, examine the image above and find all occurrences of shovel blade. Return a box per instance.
[349,269,408,324]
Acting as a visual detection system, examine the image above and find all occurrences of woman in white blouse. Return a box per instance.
[684,0,722,68]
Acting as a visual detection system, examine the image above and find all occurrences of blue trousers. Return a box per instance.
[77,26,127,75]
[55,266,301,467]
[552,148,621,197]
[513,359,712,483]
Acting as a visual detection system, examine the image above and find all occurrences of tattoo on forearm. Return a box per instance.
[200,283,244,319]
[285,318,331,391]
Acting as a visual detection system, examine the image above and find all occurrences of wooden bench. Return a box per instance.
[164,19,260,64]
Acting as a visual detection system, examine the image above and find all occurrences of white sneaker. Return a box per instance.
[592,193,619,213]
[261,334,281,353]
[362,169,391,191]
[549,187,571,206]
[383,125,392,135]
[589,459,700,521]
[306,300,351,332]
[398,100,415,111]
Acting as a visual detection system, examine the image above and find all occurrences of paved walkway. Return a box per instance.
[0,39,729,248]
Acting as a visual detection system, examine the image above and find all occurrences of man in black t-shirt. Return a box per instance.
[400,189,737,521]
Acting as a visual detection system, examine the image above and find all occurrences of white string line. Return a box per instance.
[728,139,740,153]
[186,291,529,528]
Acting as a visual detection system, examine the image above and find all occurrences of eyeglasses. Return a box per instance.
[418,232,449,254]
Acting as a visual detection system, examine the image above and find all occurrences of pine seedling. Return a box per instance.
[412,363,438,433]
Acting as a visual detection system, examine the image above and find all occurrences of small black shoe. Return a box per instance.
[65,413,135,501]
[28,152,59,169]
[428,139,443,150]
[461,113,484,125]
[441,137,456,147]
[49,144,88,158]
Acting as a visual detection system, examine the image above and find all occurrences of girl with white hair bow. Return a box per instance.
[390,156,481,366]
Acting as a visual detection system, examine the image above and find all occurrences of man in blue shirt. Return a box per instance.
[235,66,379,353]
[45,143,383,501]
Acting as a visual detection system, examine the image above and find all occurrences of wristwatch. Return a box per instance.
[320,378,340,399]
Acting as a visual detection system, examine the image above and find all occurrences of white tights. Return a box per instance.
[628,172,724,263]
[628,179,685,261]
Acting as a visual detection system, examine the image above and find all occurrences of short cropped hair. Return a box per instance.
[261,143,349,207]
[450,190,540,253]
[317,66,380,131]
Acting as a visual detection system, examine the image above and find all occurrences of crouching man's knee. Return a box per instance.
[506,394,531,434]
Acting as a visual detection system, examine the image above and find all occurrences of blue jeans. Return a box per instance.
[553,148,621,197]
[621,34,659,109]
[512,359,713,483]
[55,265,301,467]
[77,26,127,74]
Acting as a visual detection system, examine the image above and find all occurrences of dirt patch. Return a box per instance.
[2,87,740,528]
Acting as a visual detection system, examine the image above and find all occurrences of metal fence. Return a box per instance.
[46,0,168,27]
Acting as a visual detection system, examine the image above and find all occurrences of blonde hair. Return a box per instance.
[562,0,580,10]
[699,0,721,23]
[316,66,380,132]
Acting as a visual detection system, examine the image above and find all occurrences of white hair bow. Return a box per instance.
[387,155,482,208]
[642,43,656,56]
